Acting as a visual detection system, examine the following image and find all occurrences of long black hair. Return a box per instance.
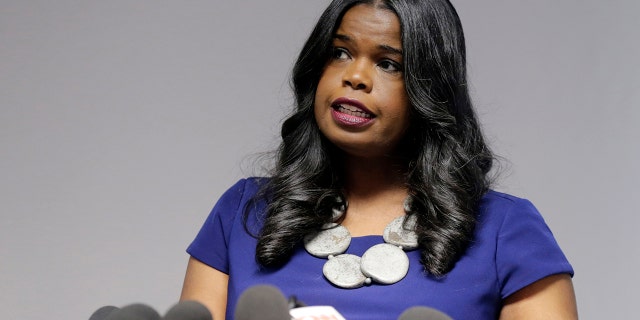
[250,0,494,276]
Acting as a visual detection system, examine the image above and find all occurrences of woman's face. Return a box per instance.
[314,4,410,159]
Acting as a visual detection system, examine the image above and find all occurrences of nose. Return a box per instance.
[342,59,372,92]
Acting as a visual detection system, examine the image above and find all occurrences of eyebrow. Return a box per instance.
[333,33,403,56]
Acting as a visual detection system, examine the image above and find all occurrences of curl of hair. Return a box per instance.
[250,0,494,276]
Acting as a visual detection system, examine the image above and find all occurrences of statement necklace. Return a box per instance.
[303,198,418,289]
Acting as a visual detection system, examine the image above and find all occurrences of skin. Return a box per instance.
[314,4,411,236]
[314,4,410,161]
[180,257,228,320]
[500,274,578,319]
[180,4,578,319]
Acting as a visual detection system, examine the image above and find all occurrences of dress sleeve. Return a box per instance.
[496,197,574,299]
[186,179,248,274]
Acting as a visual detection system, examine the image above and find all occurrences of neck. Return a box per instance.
[341,154,407,198]
[337,154,409,236]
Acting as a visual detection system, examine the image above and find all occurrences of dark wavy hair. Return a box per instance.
[250,0,494,276]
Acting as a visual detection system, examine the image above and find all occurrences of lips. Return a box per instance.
[330,98,375,127]
[334,104,373,118]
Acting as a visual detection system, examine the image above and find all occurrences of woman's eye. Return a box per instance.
[331,47,350,60]
[378,60,402,73]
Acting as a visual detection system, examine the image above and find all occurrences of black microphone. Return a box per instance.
[234,285,291,320]
[397,306,453,320]
[104,303,161,320]
[164,300,213,320]
[89,306,120,320]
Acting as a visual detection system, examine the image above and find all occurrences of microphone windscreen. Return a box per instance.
[164,300,213,320]
[398,306,453,320]
[89,306,119,320]
[104,303,161,320]
[234,285,290,320]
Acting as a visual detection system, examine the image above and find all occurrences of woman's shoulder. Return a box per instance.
[481,189,531,205]
[221,176,270,198]
[228,176,270,188]
[202,177,270,219]
[479,190,538,214]
[477,191,574,298]
[476,190,548,231]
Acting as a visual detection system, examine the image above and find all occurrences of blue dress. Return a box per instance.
[187,178,573,320]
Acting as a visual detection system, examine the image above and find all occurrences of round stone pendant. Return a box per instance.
[361,243,410,284]
[383,215,419,250]
[303,223,351,258]
[322,254,369,289]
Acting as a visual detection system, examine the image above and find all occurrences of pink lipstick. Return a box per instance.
[330,97,375,128]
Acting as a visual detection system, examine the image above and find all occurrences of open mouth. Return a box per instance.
[330,99,375,127]
[333,104,374,119]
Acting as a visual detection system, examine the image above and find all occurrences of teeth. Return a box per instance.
[337,104,372,118]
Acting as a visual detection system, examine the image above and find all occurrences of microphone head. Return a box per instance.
[398,306,453,320]
[234,285,290,320]
[89,306,119,320]
[104,303,161,320]
[164,300,213,320]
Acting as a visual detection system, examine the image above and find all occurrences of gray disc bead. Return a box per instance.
[303,223,351,258]
[322,254,368,289]
[383,215,418,250]
[361,243,410,284]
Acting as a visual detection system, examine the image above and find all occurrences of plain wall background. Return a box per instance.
[1,1,638,318]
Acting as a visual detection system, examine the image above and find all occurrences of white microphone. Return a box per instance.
[286,294,346,320]
[289,306,346,320]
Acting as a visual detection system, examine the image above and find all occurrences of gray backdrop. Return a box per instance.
[2,1,638,319]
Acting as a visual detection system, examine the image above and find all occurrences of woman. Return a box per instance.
[181,0,577,319]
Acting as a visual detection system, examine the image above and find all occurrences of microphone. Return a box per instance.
[397,306,453,320]
[234,285,291,320]
[289,306,346,320]
[164,300,213,320]
[89,306,120,320]
[104,303,161,320]
[287,295,346,320]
